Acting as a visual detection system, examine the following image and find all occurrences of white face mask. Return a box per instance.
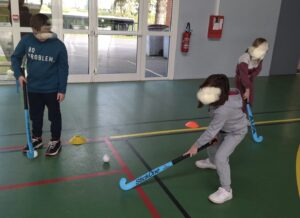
[248,42,269,60]
[197,87,221,105]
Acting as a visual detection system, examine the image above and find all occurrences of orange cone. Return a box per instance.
[185,121,200,128]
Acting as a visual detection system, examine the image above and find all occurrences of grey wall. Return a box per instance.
[270,0,300,75]
[173,0,281,79]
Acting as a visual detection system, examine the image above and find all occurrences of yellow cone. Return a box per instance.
[69,135,87,145]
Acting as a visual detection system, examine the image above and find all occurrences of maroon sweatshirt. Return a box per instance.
[235,52,262,108]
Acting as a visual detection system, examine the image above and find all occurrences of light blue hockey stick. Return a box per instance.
[119,139,217,191]
[21,68,38,159]
[246,103,263,143]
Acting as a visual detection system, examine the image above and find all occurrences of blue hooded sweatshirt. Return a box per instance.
[11,33,69,93]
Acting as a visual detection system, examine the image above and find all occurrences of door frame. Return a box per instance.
[67,0,179,83]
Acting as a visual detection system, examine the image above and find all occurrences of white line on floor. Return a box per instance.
[127,60,163,77]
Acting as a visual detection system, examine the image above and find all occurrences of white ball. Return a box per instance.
[102,154,110,163]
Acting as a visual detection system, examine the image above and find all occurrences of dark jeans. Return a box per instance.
[28,92,61,141]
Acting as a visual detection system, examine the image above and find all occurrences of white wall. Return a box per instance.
[173,0,282,79]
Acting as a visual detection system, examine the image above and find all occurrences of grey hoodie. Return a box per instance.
[195,88,248,147]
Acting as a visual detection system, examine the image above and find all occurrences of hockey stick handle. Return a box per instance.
[172,138,217,165]
[20,68,29,110]
[22,82,28,109]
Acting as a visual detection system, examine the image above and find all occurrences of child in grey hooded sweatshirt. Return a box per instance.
[185,74,248,204]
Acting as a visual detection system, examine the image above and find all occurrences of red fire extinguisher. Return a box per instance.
[181,22,191,53]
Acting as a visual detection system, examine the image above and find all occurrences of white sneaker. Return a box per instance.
[195,158,216,170]
[208,187,233,204]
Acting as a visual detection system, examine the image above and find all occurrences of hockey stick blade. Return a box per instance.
[24,110,38,159]
[119,178,129,190]
[27,149,38,159]
[246,103,263,143]
[119,139,216,191]
[252,133,263,143]
[119,162,173,191]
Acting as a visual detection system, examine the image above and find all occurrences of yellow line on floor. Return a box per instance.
[109,117,300,140]
[296,144,300,198]
[110,127,208,140]
[255,118,300,125]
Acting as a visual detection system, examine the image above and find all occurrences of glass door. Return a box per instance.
[91,0,178,82]
[62,0,91,82]
[63,0,142,82]
[92,0,142,82]
[0,0,14,82]
[145,0,174,79]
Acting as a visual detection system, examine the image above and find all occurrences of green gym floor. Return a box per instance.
[0,75,299,218]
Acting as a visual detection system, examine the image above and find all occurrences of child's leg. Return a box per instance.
[214,132,246,191]
[207,133,224,163]
[28,92,45,138]
[44,93,62,141]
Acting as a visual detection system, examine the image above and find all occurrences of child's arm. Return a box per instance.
[57,44,69,94]
[11,40,26,80]
[185,138,217,157]
[237,62,253,100]
[194,112,226,148]
[251,61,262,78]
[237,62,252,89]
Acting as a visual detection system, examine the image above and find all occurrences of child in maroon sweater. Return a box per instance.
[235,38,268,111]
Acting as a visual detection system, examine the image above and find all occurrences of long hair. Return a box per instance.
[197,74,230,108]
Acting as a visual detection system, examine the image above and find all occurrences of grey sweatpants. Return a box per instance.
[207,128,247,191]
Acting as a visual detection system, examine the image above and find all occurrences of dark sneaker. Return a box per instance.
[22,137,43,153]
[45,140,62,156]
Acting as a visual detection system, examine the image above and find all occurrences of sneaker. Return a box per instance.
[208,187,233,204]
[45,140,62,156]
[22,137,43,152]
[195,158,217,170]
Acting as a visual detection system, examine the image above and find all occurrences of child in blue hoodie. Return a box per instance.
[12,13,69,156]
[185,74,248,204]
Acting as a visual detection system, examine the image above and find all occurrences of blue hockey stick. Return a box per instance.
[119,139,217,191]
[246,103,263,143]
[21,68,38,159]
